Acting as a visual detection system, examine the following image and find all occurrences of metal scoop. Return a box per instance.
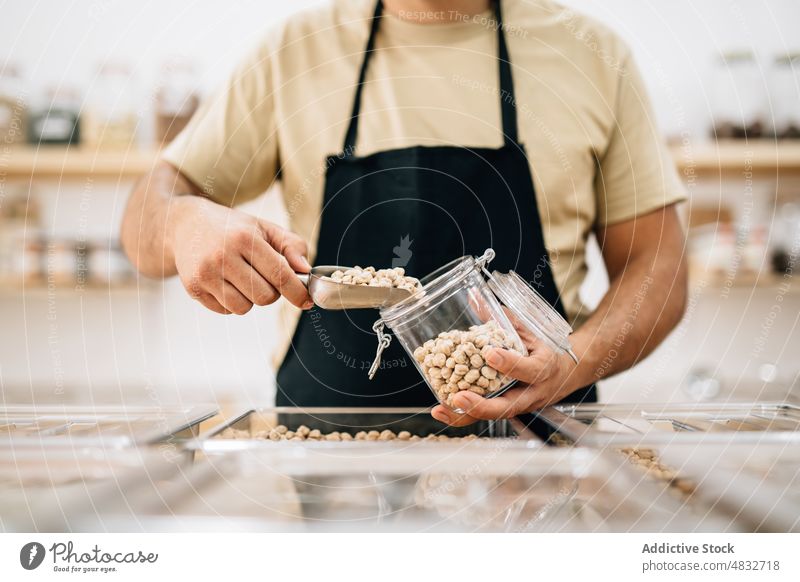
[297,266,414,310]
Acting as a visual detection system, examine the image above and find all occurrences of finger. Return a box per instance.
[194,291,232,315]
[260,220,311,273]
[207,280,253,315]
[244,237,312,308]
[431,404,481,427]
[485,348,547,384]
[225,256,280,306]
[451,388,535,420]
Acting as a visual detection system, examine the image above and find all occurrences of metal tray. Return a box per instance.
[0,404,218,448]
[538,402,800,446]
[657,442,800,532]
[192,407,534,451]
[54,444,736,532]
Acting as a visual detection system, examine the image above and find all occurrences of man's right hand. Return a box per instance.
[167,196,313,315]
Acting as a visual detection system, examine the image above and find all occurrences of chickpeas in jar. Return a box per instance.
[370,250,527,411]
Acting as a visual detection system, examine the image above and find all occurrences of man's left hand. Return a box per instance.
[430,338,580,427]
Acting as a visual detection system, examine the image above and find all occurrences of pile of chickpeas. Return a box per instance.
[217,425,488,442]
[619,447,695,496]
[326,266,421,293]
[413,320,517,407]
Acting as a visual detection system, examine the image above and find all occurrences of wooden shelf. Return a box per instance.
[669,140,800,176]
[0,280,157,295]
[2,142,799,181]
[0,146,158,180]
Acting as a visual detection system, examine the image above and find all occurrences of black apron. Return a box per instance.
[276,0,597,408]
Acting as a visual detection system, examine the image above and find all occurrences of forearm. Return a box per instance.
[121,162,199,278]
[565,249,687,391]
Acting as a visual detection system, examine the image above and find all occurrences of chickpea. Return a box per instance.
[454,363,470,376]
[464,369,480,383]
[480,366,498,380]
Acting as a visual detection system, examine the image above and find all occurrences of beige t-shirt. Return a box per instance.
[163,0,685,369]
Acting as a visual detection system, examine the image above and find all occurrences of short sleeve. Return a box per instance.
[162,41,278,207]
[594,53,686,226]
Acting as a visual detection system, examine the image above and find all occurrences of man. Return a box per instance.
[121,0,687,426]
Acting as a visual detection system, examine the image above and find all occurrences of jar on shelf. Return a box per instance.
[770,53,800,139]
[27,87,81,145]
[0,189,42,284]
[8,232,44,284]
[87,240,134,285]
[771,203,800,275]
[45,240,79,285]
[0,65,27,145]
[154,59,200,147]
[83,62,139,150]
[369,249,577,411]
[710,51,767,139]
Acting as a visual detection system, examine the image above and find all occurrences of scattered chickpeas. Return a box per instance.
[217,425,490,443]
[619,447,695,496]
[326,266,421,293]
[412,320,518,407]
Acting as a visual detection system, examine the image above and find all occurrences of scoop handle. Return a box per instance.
[296,272,310,286]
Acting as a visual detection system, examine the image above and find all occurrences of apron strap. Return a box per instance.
[495,0,518,145]
[342,0,519,152]
[342,0,384,153]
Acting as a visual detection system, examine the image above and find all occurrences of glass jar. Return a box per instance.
[46,240,78,285]
[370,249,577,411]
[154,58,200,147]
[87,240,134,285]
[770,53,800,138]
[486,269,577,359]
[27,87,81,145]
[83,62,138,149]
[709,51,767,139]
[373,250,525,409]
[0,65,26,145]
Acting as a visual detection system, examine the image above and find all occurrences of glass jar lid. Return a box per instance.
[486,269,576,360]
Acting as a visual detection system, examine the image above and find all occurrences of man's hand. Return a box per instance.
[431,336,578,427]
[168,196,313,315]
